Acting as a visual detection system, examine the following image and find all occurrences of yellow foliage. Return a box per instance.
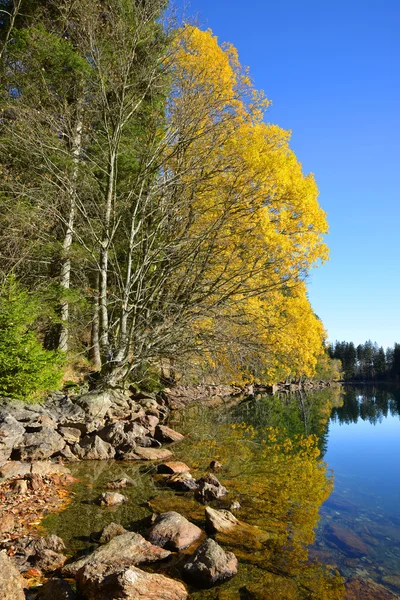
[169,26,329,384]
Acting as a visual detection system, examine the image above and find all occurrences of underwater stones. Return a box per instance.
[157,461,190,474]
[148,511,203,551]
[204,507,238,533]
[154,425,184,444]
[96,492,128,506]
[76,563,188,600]
[183,538,238,586]
[327,523,371,557]
[0,550,26,600]
[344,578,399,600]
[106,477,133,490]
[243,572,298,599]
[195,473,228,503]
[62,532,171,577]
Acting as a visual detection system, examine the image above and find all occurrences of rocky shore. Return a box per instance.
[0,385,398,600]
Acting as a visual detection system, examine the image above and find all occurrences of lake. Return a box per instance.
[43,384,400,599]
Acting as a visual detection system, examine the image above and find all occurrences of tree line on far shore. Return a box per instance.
[328,340,400,381]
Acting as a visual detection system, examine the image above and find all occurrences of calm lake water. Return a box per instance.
[43,384,400,599]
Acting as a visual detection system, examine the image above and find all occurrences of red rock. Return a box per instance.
[327,523,371,557]
[345,578,399,599]
[133,447,173,461]
[154,425,184,444]
[148,511,203,551]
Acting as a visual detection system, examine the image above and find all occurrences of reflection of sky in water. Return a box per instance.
[325,410,400,516]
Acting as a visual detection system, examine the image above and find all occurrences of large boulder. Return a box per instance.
[154,425,184,444]
[14,427,65,461]
[148,511,203,551]
[73,435,115,460]
[183,538,238,586]
[0,415,25,466]
[76,563,187,600]
[62,532,171,577]
[0,550,26,600]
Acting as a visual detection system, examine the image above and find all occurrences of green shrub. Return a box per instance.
[0,277,64,401]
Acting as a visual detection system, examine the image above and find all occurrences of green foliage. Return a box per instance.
[0,277,64,401]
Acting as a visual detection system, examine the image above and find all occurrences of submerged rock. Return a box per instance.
[0,550,26,600]
[148,511,203,551]
[344,578,399,599]
[195,473,228,503]
[166,472,198,492]
[106,477,133,490]
[204,507,238,533]
[183,538,238,586]
[76,563,188,600]
[96,523,128,544]
[96,492,128,506]
[243,571,298,599]
[327,523,371,557]
[62,532,171,577]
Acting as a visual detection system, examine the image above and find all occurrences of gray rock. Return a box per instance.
[166,472,198,492]
[37,578,76,600]
[33,549,67,572]
[0,550,26,600]
[96,522,128,544]
[75,391,111,430]
[58,426,81,444]
[73,435,115,460]
[30,462,70,476]
[148,511,203,551]
[14,427,65,461]
[0,415,25,466]
[76,563,187,600]
[62,532,171,577]
[183,538,238,586]
[28,535,66,554]
[0,461,31,479]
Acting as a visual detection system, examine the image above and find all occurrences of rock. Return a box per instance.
[76,563,187,600]
[195,473,228,503]
[14,427,65,461]
[106,477,132,490]
[46,396,86,430]
[133,447,173,461]
[11,479,28,494]
[135,436,161,448]
[73,435,115,460]
[0,461,31,479]
[37,578,76,600]
[62,532,171,577]
[166,473,198,492]
[157,461,190,474]
[54,445,80,462]
[0,514,15,534]
[183,538,238,586]
[106,390,133,420]
[344,578,399,599]
[28,473,43,490]
[96,523,128,544]
[96,492,128,506]
[230,501,241,511]
[75,391,112,426]
[0,415,25,466]
[33,549,67,572]
[58,426,81,444]
[29,535,67,554]
[154,425,184,444]
[137,415,160,433]
[327,523,371,557]
[209,460,222,471]
[148,511,203,551]
[204,507,238,533]
[98,421,129,446]
[0,550,26,600]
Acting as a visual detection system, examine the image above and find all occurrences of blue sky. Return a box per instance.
[178,0,400,349]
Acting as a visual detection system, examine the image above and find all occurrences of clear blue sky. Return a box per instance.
[177,0,400,349]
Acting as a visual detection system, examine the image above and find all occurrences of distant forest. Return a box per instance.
[328,340,400,381]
